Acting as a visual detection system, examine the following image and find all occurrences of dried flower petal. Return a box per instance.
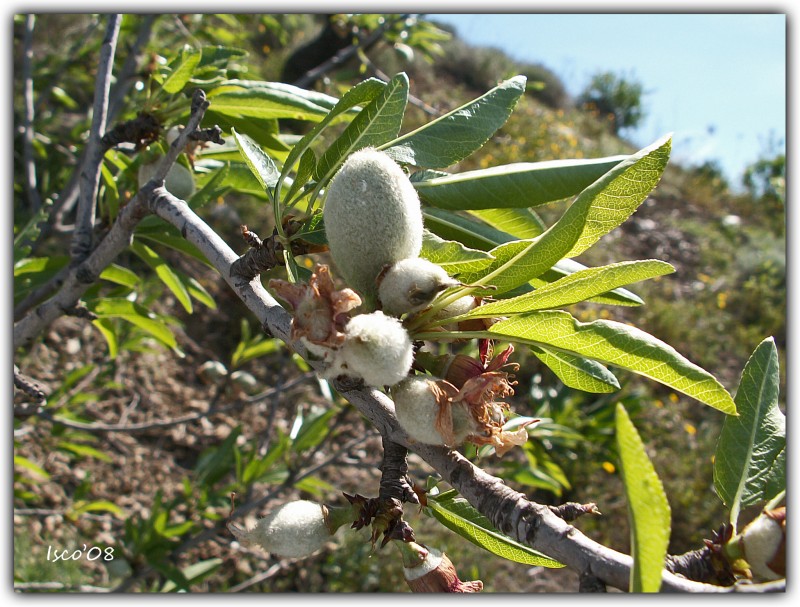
[399,542,483,593]
[269,264,361,347]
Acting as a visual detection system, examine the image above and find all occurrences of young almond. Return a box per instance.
[323,148,423,302]
[378,258,459,317]
[337,311,413,387]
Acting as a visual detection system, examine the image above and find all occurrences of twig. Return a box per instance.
[70,14,122,263]
[13,365,48,403]
[291,14,410,89]
[21,14,42,212]
[49,16,156,234]
[14,89,211,350]
[14,581,110,593]
[227,563,283,593]
[548,502,601,521]
[131,178,743,593]
[579,573,607,593]
[108,15,157,120]
[378,437,418,505]
[37,373,311,434]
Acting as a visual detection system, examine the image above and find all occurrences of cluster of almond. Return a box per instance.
[272,148,532,457]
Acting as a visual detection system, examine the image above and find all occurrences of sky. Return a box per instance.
[428,13,786,187]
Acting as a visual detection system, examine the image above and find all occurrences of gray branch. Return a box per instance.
[21,14,42,212]
[137,188,742,593]
[14,90,210,350]
[70,14,121,263]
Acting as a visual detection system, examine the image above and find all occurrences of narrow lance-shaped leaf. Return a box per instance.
[566,135,672,258]
[89,298,177,349]
[314,73,409,186]
[232,128,280,192]
[382,75,527,168]
[456,136,673,295]
[616,403,671,593]
[531,346,620,393]
[419,230,494,275]
[413,155,626,210]
[469,207,546,239]
[130,240,193,314]
[422,207,644,305]
[277,78,385,195]
[454,260,674,320]
[206,80,337,121]
[480,310,737,414]
[161,47,202,94]
[426,489,564,568]
[714,337,785,528]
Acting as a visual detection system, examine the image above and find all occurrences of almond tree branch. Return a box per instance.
[70,14,122,263]
[21,14,42,212]
[13,89,211,350]
[136,187,746,593]
[291,14,410,89]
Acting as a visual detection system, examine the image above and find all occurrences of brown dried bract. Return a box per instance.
[269,264,361,346]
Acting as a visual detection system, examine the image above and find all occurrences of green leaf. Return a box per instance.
[14,255,69,277]
[422,208,644,305]
[456,260,674,319]
[231,128,280,191]
[14,455,50,480]
[162,47,202,94]
[68,500,125,519]
[713,337,784,527]
[89,298,177,349]
[160,558,222,593]
[278,77,386,194]
[57,441,112,463]
[92,318,119,358]
[426,489,563,568]
[382,75,526,168]
[99,264,141,288]
[314,72,409,185]
[135,224,214,268]
[285,147,317,204]
[616,403,671,593]
[14,201,52,262]
[480,310,736,414]
[291,408,337,453]
[531,346,620,393]
[533,258,644,307]
[186,277,217,310]
[455,137,671,295]
[130,240,193,313]
[567,135,672,258]
[469,207,546,239]
[187,162,231,209]
[413,155,626,209]
[206,80,335,121]
[419,230,494,275]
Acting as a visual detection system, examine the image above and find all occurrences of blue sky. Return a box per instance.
[428,13,786,186]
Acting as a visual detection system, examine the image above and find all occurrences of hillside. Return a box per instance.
[13,14,785,593]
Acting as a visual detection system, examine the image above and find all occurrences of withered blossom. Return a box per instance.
[269,264,361,347]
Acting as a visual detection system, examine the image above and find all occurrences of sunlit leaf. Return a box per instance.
[314,73,409,186]
[426,489,563,568]
[232,128,280,191]
[413,155,626,209]
[419,230,494,275]
[531,346,620,393]
[383,75,526,168]
[432,310,736,413]
[616,404,671,593]
[714,337,785,527]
